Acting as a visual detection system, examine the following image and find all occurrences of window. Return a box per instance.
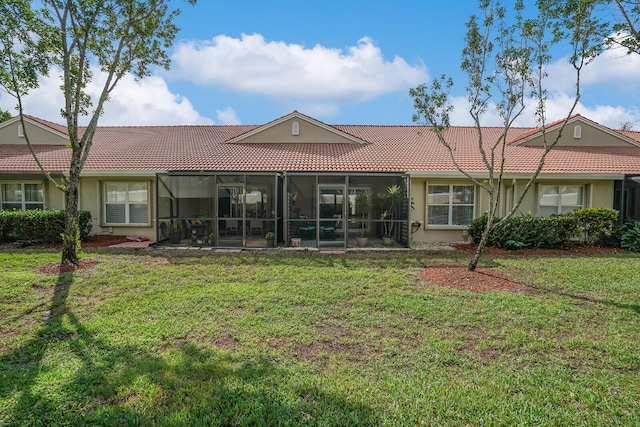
[539,185,583,216]
[573,125,581,139]
[427,184,474,225]
[104,182,149,224]
[1,183,44,210]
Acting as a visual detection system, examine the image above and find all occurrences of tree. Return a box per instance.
[410,0,604,271]
[2,0,196,266]
[0,109,11,122]
[608,0,640,55]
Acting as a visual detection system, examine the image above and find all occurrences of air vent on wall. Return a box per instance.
[292,121,299,136]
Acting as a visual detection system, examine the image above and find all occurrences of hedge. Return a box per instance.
[565,208,619,245]
[469,213,578,249]
[468,208,620,249]
[0,209,92,243]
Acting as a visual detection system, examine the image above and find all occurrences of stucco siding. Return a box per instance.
[240,117,356,144]
[0,120,68,145]
[80,176,156,240]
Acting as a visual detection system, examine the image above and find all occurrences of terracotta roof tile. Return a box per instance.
[1,118,639,176]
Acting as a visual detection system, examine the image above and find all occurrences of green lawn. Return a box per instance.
[1,250,639,426]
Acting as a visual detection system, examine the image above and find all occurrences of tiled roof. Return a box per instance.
[2,117,640,176]
[23,115,70,135]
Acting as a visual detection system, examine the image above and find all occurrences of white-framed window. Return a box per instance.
[104,182,149,225]
[0,182,44,211]
[539,185,584,216]
[427,184,475,225]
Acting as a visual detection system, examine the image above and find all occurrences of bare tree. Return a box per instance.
[1,0,196,266]
[410,0,604,271]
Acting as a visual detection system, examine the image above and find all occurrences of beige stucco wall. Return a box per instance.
[410,177,616,244]
[521,122,633,147]
[79,177,157,240]
[240,117,357,144]
[0,120,68,145]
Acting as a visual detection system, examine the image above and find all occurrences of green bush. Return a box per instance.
[468,212,578,249]
[621,221,640,252]
[0,209,92,243]
[566,208,619,245]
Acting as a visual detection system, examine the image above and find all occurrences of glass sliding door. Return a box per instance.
[217,185,245,247]
[317,185,347,248]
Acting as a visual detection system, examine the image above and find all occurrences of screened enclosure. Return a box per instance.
[156,172,410,249]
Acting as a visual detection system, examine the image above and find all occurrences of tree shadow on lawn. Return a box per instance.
[1,271,375,425]
[547,287,640,316]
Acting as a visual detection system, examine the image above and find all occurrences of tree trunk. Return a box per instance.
[467,215,495,272]
[61,180,79,267]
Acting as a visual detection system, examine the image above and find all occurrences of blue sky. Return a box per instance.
[3,1,640,129]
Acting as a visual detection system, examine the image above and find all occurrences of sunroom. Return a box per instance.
[156,172,411,249]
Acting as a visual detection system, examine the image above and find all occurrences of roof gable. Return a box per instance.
[511,115,640,148]
[226,111,368,144]
[0,115,69,145]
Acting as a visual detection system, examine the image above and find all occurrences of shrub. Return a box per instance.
[0,209,92,243]
[566,208,619,245]
[468,212,577,249]
[598,224,627,247]
[621,222,640,252]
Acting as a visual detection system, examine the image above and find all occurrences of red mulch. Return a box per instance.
[26,235,127,275]
[18,234,130,249]
[419,266,527,292]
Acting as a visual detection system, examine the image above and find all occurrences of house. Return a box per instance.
[1,111,639,249]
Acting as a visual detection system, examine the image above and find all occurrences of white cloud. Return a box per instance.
[215,107,241,125]
[0,67,214,126]
[446,92,640,130]
[170,34,428,104]
[544,45,640,93]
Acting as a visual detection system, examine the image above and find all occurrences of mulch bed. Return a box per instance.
[419,266,527,292]
[8,234,130,250]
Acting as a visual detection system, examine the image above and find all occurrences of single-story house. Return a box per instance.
[1,111,639,249]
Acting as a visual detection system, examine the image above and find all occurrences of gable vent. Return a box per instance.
[18,124,24,138]
[292,121,299,136]
[573,125,582,139]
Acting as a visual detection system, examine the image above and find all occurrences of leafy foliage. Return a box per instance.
[0,108,11,122]
[566,207,619,245]
[374,185,402,238]
[607,0,640,56]
[0,209,91,243]
[469,212,578,249]
[621,221,640,251]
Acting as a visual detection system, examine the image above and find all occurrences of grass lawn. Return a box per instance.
[1,249,639,426]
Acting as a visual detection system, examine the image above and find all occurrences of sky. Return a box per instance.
[2,0,640,129]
